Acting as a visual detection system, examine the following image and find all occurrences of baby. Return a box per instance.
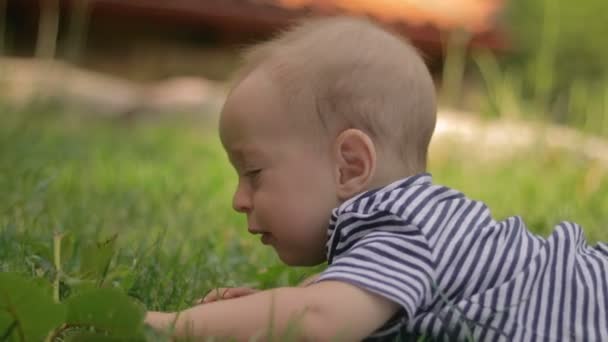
[146,17,608,341]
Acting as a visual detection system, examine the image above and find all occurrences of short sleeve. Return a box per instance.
[318,214,436,320]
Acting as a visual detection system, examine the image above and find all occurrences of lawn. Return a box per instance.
[2,0,608,338]
[1,107,607,339]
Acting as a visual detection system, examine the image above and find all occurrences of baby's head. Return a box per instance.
[219,16,436,266]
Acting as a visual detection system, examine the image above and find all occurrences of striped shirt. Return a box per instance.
[317,173,608,341]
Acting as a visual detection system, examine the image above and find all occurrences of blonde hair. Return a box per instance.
[234,16,436,174]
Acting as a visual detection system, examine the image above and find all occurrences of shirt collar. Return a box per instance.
[335,172,432,214]
[325,172,433,262]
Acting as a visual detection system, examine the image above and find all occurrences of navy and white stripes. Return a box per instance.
[317,173,608,341]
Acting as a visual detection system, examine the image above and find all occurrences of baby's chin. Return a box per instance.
[275,248,326,267]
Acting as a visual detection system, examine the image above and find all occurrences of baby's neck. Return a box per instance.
[367,166,422,191]
[370,149,424,189]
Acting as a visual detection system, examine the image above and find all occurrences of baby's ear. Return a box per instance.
[333,129,377,200]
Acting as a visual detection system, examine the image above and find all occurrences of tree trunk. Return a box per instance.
[35,0,60,60]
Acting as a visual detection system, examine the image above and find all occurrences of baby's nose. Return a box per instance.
[233,198,250,213]
[232,184,252,213]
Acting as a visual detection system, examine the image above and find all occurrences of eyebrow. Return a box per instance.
[226,146,266,168]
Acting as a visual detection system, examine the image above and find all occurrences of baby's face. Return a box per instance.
[219,69,339,266]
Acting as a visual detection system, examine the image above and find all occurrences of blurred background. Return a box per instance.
[0,0,608,135]
[1,0,607,132]
[1,0,607,309]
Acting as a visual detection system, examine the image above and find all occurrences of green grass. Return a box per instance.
[2,0,608,338]
[1,107,607,336]
[0,107,318,312]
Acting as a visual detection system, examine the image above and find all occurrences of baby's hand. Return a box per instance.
[195,287,259,305]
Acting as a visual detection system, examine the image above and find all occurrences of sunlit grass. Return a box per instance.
[0,108,316,312]
[1,0,607,339]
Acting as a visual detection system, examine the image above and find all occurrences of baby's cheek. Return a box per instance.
[256,193,293,224]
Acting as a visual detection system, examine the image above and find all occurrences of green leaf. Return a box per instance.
[0,272,66,341]
[0,310,12,328]
[63,331,145,342]
[0,311,17,342]
[64,287,145,338]
[79,235,117,281]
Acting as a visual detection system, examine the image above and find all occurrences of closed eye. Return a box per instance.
[243,169,263,188]
[244,169,261,177]
[244,169,262,183]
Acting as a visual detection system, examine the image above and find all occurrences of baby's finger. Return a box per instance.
[200,288,230,303]
[197,287,258,305]
[222,287,258,299]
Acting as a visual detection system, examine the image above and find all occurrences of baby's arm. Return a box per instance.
[196,287,259,304]
[194,272,319,304]
[146,280,399,341]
